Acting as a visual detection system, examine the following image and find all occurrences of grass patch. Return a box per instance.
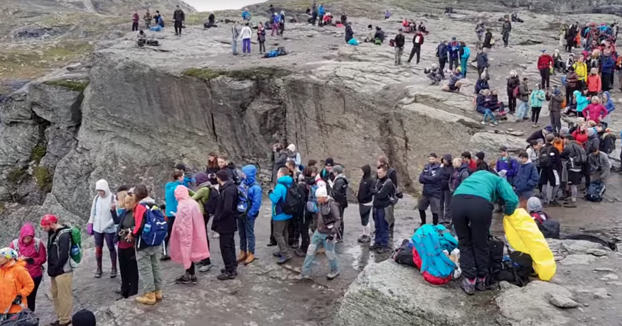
[7,168,26,184]
[0,41,93,79]
[43,79,89,92]
[183,67,290,81]
[34,166,52,192]
[31,145,47,165]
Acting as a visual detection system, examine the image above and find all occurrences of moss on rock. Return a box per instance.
[43,79,90,92]
[34,166,52,192]
[183,67,290,81]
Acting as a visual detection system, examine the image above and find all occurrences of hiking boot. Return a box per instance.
[549,201,562,207]
[266,241,277,246]
[564,201,577,208]
[160,254,171,261]
[357,235,371,243]
[272,251,282,257]
[191,276,198,285]
[294,249,306,257]
[175,273,192,284]
[154,290,163,301]
[475,278,487,291]
[220,268,238,276]
[370,242,381,250]
[217,272,236,280]
[297,273,311,281]
[95,267,102,279]
[376,247,391,254]
[460,278,476,295]
[110,267,117,279]
[199,264,212,273]
[277,255,292,265]
[135,292,157,305]
[237,251,248,263]
[327,270,340,280]
[244,253,256,265]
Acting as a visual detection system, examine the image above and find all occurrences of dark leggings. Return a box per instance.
[94,232,117,268]
[27,276,42,311]
[186,262,195,276]
[507,90,517,113]
[259,41,265,53]
[531,106,542,123]
[164,216,175,253]
[451,194,493,280]
[300,211,313,252]
[118,247,138,298]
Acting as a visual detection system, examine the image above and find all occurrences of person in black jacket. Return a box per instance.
[40,214,73,326]
[370,165,396,254]
[173,5,185,36]
[331,165,348,241]
[539,134,563,206]
[417,153,443,227]
[213,170,239,280]
[394,29,405,66]
[377,156,402,242]
[439,154,454,225]
[345,22,354,43]
[482,29,493,52]
[357,165,374,243]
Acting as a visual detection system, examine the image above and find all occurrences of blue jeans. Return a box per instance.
[232,40,238,54]
[516,100,528,120]
[483,109,496,123]
[238,217,256,254]
[373,207,389,247]
[301,231,338,275]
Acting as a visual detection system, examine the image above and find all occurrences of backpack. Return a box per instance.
[530,212,561,239]
[512,85,520,98]
[488,239,533,288]
[571,143,587,165]
[411,225,458,285]
[306,183,320,214]
[374,38,382,45]
[232,168,245,185]
[140,204,168,246]
[282,184,304,215]
[57,227,82,264]
[394,239,416,267]
[538,146,553,168]
[12,238,42,255]
[236,182,259,216]
[585,180,606,202]
[202,186,219,215]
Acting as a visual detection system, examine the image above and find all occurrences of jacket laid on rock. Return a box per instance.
[449,163,470,192]
[46,225,73,277]
[269,175,294,221]
[317,198,341,235]
[0,259,34,315]
[242,165,263,219]
[513,160,539,194]
[419,162,442,198]
[372,176,396,208]
[357,165,374,204]
[440,154,453,191]
[10,223,47,279]
[453,170,519,215]
[212,180,238,234]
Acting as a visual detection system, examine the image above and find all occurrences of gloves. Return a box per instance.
[396,192,404,199]
[25,258,34,265]
[12,295,22,305]
[87,223,94,235]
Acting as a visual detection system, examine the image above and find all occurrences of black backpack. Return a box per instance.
[203,186,220,215]
[538,146,553,168]
[282,184,304,215]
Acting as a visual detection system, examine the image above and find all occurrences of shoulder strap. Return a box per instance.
[12,239,18,252]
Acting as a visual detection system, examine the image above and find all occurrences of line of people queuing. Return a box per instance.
[131,8,176,32]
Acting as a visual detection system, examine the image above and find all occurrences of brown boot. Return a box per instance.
[135,292,156,305]
[244,253,255,265]
[237,251,247,263]
[154,290,163,301]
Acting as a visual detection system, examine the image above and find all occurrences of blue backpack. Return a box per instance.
[306,184,319,213]
[140,205,168,246]
[411,224,458,279]
[236,183,256,216]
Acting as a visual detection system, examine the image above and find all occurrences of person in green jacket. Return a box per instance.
[451,170,518,295]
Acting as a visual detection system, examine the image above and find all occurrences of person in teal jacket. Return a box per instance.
[459,42,470,78]
[451,170,518,295]
[573,90,589,113]
[269,167,293,264]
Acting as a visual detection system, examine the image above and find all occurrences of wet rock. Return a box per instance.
[549,293,579,309]
[560,254,596,265]
[600,274,619,281]
[587,249,609,257]
[558,240,607,254]
[594,267,616,272]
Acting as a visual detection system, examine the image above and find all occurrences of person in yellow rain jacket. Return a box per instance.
[573,55,588,88]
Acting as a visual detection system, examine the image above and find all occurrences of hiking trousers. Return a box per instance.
[238,217,256,254]
[408,45,421,64]
[273,220,291,258]
[449,57,459,70]
[539,68,550,88]
[395,47,403,65]
[438,57,447,78]
[300,211,313,252]
[439,190,453,224]
[451,194,493,280]
[373,207,390,248]
[301,231,338,275]
[137,246,163,293]
[51,273,73,324]
[174,20,183,35]
[219,232,238,273]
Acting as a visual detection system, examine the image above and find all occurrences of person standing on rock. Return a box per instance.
[269,167,294,264]
[502,16,512,47]
[407,29,424,64]
[271,12,280,36]
[345,22,354,43]
[560,135,586,208]
[40,214,74,324]
[369,165,396,254]
[448,37,460,71]
[231,22,240,55]
[506,70,520,114]
[357,165,374,243]
[394,29,405,66]
[88,179,117,279]
[162,171,186,261]
[436,40,448,79]
[331,165,349,241]
[213,170,239,280]
[495,146,519,186]
[240,22,253,55]
[237,165,262,265]
[483,28,493,53]
[573,55,588,89]
[451,170,518,295]
[539,134,563,207]
[475,20,485,44]
[439,154,454,226]
[257,22,267,54]
[173,5,185,36]
[515,77,530,122]
[417,153,442,228]
[317,3,325,27]
[537,50,553,89]
[600,50,615,91]
[0,247,34,320]
[546,87,564,133]
[529,84,545,128]
[377,156,401,242]
[143,10,152,29]
[474,48,488,80]
[132,11,140,31]
[114,189,139,299]
[459,41,470,78]
[513,151,540,208]
[311,0,318,25]
[9,223,46,312]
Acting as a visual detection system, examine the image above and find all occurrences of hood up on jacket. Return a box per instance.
[603,91,616,113]
[195,172,210,186]
[174,185,190,201]
[19,223,35,246]
[526,196,543,213]
[242,165,258,185]
[96,179,111,196]
[361,164,371,178]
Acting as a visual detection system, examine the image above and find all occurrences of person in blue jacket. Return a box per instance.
[317,4,325,26]
[241,8,251,21]
[447,37,461,71]
[513,151,540,205]
[495,146,519,184]
[601,50,615,91]
[162,170,186,260]
[175,163,194,188]
[417,153,443,228]
[269,167,293,264]
[237,165,263,265]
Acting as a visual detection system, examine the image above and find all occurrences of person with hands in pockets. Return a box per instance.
[88,179,118,279]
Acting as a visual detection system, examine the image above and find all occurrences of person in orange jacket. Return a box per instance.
[0,247,34,316]
[586,67,601,96]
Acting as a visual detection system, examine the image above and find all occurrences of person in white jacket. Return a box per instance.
[239,22,253,55]
[88,179,118,279]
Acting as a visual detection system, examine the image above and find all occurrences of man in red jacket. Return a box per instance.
[407,30,425,64]
[537,49,554,89]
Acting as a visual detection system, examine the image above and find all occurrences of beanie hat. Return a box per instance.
[72,309,97,326]
[475,151,485,161]
[0,247,17,261]
[316,186,328,198]
[325,158,334,167]
[526,197,543,213]
[175,163,187,172]
[195,172,209,185]
[40,214,58,227]
[332,165,343,174]
[216,170,229,182]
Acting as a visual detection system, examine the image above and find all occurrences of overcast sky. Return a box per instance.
[184,0,266,12]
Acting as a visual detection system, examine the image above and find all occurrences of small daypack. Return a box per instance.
[512,86,520,98]
[489,246,533,288]
[12,238,41,254]
[203,186,219,215]
[538,146,553,168]
[282,184,304,215]
[394,239,416,267]
[140,205,168,246]
[585,180,606,202]
[232,168,245,185]
[306,184,319,214]
[236,182,259,216]
[57,227,82,264]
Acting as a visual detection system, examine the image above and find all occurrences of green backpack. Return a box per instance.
[57,227,83,264]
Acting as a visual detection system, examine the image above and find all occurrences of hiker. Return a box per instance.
[553,49,566,73]
[449,158,471,194]
[395,29,405,65]
[441,68,464,92]
[320,157,335,182]
[162,171,186,261]
[231,22,240,55]
[190,173,214,272]
[173,5,184,36]
[298,186,341,280]
[514,151,540,207]
[496,146,519,185]
[573,55,588,88]
[586,68,602,96]
[237,165,263,265]
[272,143,288,185]
[317,4,325,26]
[9,223,46,311]
[573,90,590,116]
[136,30,147,47]
[475,151,490,171]
[572,122,589,147]
[170,185,209,285]
[240,22,253,55]
[213,170,239,280]
[279,11,286,36]
[529,84,546,127]
[475,20,485,43]
[476,89,498,126]
[153,10,164,28]
[126,185,164,305]
[132,11,140,31]
[588,146,612,185]
[144,10,152,29]
[331,165,348,241]
[537,50,553,88]
[565,66,579,107]
[436,40,448,79]
[417,153,442,227]
[242,8,251,21]
[385,9,391,19]
[451,170,518,295]
[369,164,396,254]
[364,25,375,42]
[344,21,355,43]
[257,22,267,54]
[40,214,74,325]
[115,189,139,299]
[546,87,564,133]
[374,26,385,44]
[377,156,402,242]
[205,12,215,28]
[515,77,530,122]
[72,310,96,326]
[483,29,493,53]
[459,42,471,77]
[461,151,477,172]
[426,65,443,85]
[474,71,490,94]
[561,135,587,207]
[502,16,512,47]
[205,152,220,185]
[439,154,454,225]
[506,70,520,114]
[297,166,323,256]
[448,37,460,70]
[87,179,117,279]
[269,167,294,264]
[583,96,608,123]
[271,13,280,36]
[407,29,424,64]
[600,91,615,128]
[539,134,563,207]
[474,48,488,79]
[357,165,374,243]
[0,248,34,319]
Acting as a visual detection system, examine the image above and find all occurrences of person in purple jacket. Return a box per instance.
[495,146,519,212]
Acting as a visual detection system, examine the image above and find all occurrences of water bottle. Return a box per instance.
[143,223,151,233]
[71,245,80,256]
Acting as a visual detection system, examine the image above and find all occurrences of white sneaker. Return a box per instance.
[199,264,212,273]
[481,121,486,125]
[327,270,340,280]
[212,232,220,239]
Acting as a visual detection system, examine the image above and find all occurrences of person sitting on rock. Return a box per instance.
[441,68,464,93]
[552,49,566,73]
[384,9,392,19]
[451,169,518,295]
[474,72,490,95]
[488,89,506,118]
[511,13,523,23]
[476,89,498,126]
[205,12,216,28]
[364,25,375,42]
[425,64,442,85]
[137,30,147,46]
[374,26,385,44]
[418,21,428,34]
